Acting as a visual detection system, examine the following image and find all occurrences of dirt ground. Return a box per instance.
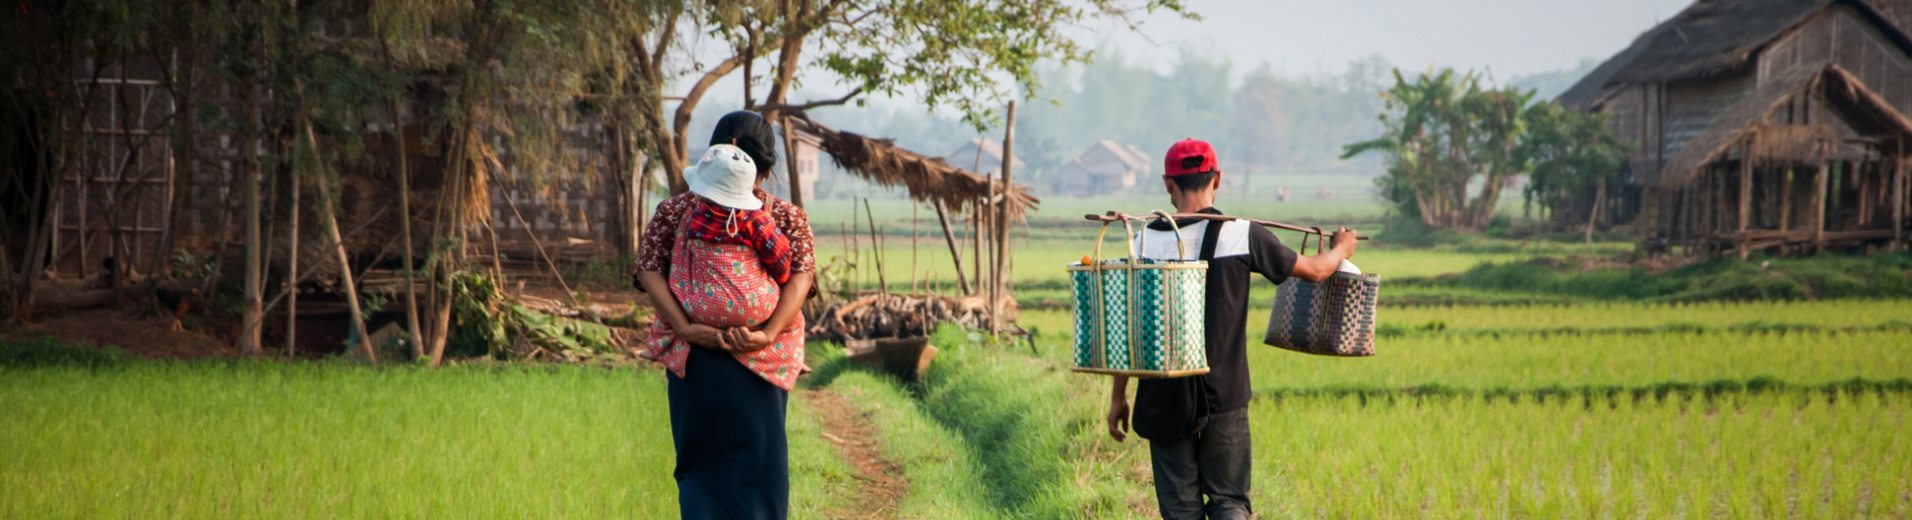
[3,306,239,359]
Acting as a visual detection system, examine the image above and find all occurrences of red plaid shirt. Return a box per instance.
[633,189,816,284]
[683,200,793,285]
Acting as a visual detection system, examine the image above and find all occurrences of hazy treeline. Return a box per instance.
[797,50,1597,198]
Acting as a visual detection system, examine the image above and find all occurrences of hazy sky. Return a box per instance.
[1090,0,1694,79]
[687,0,1700,117]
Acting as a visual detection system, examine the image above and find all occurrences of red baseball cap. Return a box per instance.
[1163,138,1218,177]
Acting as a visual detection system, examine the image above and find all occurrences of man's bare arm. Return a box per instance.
[1290,227,1359,283]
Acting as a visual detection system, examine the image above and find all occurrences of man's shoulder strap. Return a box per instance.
[1198,218,1225,261]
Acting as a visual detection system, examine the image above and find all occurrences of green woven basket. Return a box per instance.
[1069,211,1209,378]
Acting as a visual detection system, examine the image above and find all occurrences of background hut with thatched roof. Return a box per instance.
[1558,0,1912,256]
[1054,140,1149,197]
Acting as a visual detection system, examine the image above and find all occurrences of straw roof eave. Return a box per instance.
[785,116,1039,221]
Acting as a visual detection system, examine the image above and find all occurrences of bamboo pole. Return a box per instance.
[394,99,423,360]
[971,199,982,298]
[993,101,1015,334]
[911,203,919,293]
[851,199,860,289]
[302,120,374,365]
[285,154,300,358]
[863,198,886,291]
[932,200,971,295]
[491,170,575,302]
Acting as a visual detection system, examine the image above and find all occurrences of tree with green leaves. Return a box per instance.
[1516,101,1632,249]
[641,0,1195,196]
[1342,68,1532,231]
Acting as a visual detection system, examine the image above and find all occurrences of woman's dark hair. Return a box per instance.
[709,110,778,177]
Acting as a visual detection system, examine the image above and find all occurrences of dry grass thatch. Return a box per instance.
[1557,0,1912,109]
[785,116,1039,220]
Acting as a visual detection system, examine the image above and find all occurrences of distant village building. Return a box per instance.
[946,138,1025,177]
[1560,0,1912,255]
[1054,141,1149,197]
[767,139,822,201]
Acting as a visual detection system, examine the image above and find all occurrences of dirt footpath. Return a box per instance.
[802,388,908,520]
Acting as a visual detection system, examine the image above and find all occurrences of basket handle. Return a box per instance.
[1143,209,1190,260]
[1087,211,1141,268]
[1300,226,1324,255]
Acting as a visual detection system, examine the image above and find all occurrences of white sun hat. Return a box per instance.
[686,144,763,211]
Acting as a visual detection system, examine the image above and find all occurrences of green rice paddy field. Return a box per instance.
[5,225,1911,517]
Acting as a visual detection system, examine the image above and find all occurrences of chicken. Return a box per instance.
[154,287,200,332]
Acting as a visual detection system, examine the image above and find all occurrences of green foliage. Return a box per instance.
[0,336,127,369]
[811,0,1194,131]
[168,249,220,280]
[444,270,508,358]
[1516,102,1631,220]
[506,303,613,354]
[1344,68,1534,230]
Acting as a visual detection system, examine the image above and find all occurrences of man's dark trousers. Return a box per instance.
[1148,407,1252,520]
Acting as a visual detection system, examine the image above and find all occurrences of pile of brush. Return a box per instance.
[803,292,1015,341]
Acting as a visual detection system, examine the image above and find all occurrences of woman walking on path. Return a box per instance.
[632,110,817,520]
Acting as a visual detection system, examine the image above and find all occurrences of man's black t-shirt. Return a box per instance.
[1131,207,1298,414]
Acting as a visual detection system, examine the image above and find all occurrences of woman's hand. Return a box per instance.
[680,323,731,350]
[722,327,775,352]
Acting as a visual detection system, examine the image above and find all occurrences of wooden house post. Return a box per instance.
[1739,141,1753,259]
[1895,151,1906,250]
[1814,140,1829,252]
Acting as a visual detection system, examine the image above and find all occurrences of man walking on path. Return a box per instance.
[1106,138,1358,519]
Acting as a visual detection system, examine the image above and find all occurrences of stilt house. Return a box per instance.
[1559,0,1912,255]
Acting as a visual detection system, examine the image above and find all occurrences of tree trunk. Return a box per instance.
[238,36,265,357]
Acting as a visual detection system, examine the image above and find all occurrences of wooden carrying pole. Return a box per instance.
[1084,212,1373,241]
